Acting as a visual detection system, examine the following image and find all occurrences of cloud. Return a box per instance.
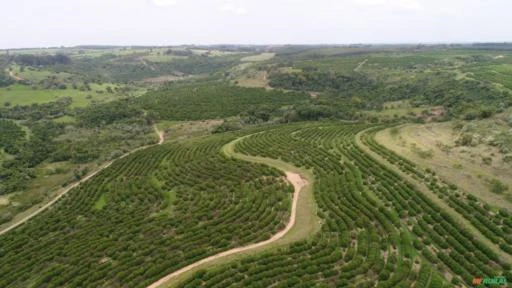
[220,0,248,15]
[152,0,178,7]
[351,0,422,12]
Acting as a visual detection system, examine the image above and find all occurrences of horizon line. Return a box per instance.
[2,41,512,51]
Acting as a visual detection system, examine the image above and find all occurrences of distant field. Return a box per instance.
[241,53,275,62]
[143,54,187,63]
[0,83,140,107]
[293,55,364,73]
[367,100,430,118]
[466,64,512,90]
[8,65,74,82]
[52,115,76,123]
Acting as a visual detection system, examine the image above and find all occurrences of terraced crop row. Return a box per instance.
[361,127,512,256]
[0,134,293,288]
[178,123,510,287]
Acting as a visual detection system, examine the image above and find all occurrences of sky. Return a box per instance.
[2,0,511,49]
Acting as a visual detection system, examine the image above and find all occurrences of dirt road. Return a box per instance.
[155,125,165,144]
[0,126,165,236]
[9,71,24,81]
[354,59,368,72]
[147,171,307,288]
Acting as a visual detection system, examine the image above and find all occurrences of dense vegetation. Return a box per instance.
[267,54,512,119]
[11,53,71,66]
[0,134,293,287]
[0,72,13,87]
[55,53,244,82]
[269,70,376,93]
[0,96,155,201]
[0,120,25,154]
[137,83,310,121]
[178,123,510,287]
[1,45,512,287]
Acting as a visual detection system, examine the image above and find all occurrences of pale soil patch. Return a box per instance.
[241,53,275,62]
[236,70,270,89]
[375,123,512,210]
[8,70,24,81]
[412,261,421,273]
[309,91,320,99]
[147,171,307,288]
[158,120,223,141]
[0,195,9,206]
[278,66,302,74]
[141,75,193,84]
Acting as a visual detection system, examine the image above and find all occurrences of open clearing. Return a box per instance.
[375,123,512,209]
[0,195,9,206]
[0,83,136,107]
[236,70,269,88]
[241,53,275,62]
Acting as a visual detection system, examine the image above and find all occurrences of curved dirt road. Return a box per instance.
[0,126,165,236]
[8,71,24,81]
[147,171,307,288]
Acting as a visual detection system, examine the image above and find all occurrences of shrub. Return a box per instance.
[490,179,508,194]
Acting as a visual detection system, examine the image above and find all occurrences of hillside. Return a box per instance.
[0,45,511,288]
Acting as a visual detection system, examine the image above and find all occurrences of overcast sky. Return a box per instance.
[2,0,511,49]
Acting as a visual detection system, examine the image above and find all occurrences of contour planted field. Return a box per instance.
[176,123,510,288]
[0,134,294,287]
[361,128,512,258]
[137,83,310,121]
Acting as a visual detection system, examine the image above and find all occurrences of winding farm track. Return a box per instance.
[147,171,307,288]
[0,125,165,236]
[147,134,316,288]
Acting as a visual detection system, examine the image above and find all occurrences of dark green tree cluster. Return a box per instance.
[269,70,376,93]
[0,97,72,121]
[11,53,71,66]
[0,72,13,87]
[75,99,144,127]
[0,120,25,154]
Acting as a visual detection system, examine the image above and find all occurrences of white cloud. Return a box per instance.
[152,0,178,7]
[220,0,248,15]
[351,0,422,12]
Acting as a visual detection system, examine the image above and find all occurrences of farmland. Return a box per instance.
[0,44,512,287]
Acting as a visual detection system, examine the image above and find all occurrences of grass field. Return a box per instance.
[8,64,74,82]
[375,122,512,208]
[0,83,141,107]
[241,53,275,62]
[366,100,433,118]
